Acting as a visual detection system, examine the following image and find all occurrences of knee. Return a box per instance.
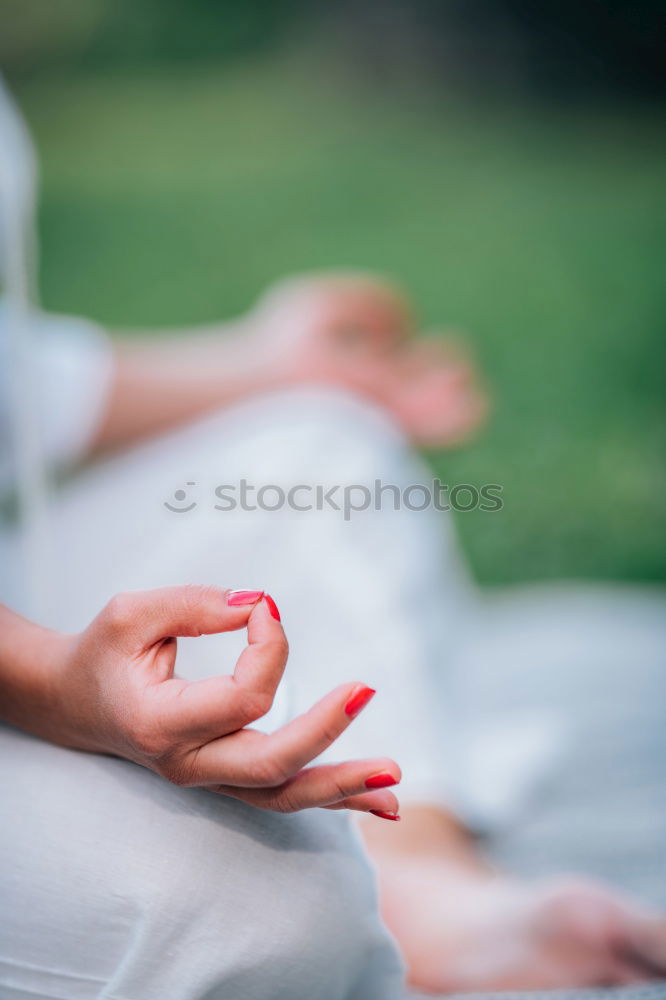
[233,385,416,488]
[143,797,403,997]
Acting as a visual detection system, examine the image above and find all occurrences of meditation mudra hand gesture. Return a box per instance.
[0,586,401,816]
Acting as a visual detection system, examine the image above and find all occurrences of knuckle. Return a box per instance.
[271,790,299,814]
[320,717,343,747]
[266,631,289,656]
[248,756,289,788]
[102,592,135,632]
[277,634,290,659]
[319,767,351,802]
[331,774,351,800]
[261,636,289,670]
[239,688,275,723]
[181,583,223,618]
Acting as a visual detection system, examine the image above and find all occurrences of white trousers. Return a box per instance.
[1,387,471,1000]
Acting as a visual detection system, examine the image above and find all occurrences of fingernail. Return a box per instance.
[370,810,401,822]
[344,685,376,718]
[365,771,398,789]
[227,590,264,606]
[264,594,281,622]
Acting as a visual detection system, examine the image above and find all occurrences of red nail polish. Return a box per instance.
[344,685,376,718]
[365,771,397,789]
[227,590,264,606]
[264,594,281,622]
[370,810,401,822]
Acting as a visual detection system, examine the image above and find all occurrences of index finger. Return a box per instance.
[152,594,288,744]
[98,584,264,653]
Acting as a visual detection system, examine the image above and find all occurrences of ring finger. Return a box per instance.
[212,758,400,814]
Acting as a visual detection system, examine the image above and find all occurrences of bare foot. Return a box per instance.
[381,865,666,992]
[248,272,488,448]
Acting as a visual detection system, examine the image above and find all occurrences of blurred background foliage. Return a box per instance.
[2,0,665,585]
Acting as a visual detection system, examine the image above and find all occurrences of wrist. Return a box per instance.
[0,606,74,743]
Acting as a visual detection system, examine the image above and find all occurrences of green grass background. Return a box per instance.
[12,60,666,585]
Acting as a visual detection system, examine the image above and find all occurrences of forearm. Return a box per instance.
[0,605,69,742]
[91,322,287,454]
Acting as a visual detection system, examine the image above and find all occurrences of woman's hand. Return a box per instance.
[95,273,486,454]
[0,587,401,817]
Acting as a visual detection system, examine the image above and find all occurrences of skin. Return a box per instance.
[92,272,487,454]
[5,271,664,986]
[360,806,666,991]
[0,587,401,816]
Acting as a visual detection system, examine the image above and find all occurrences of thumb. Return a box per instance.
[97,585,264,652]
